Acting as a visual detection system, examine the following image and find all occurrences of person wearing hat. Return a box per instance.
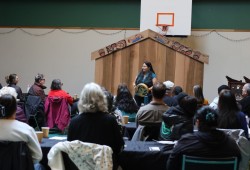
[163,80,178,107]
[28,73,47,102]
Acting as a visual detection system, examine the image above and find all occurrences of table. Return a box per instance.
[123,122,136,140]
[40,138,173,170]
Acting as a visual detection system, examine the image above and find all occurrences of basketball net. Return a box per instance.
[157,25,169,36]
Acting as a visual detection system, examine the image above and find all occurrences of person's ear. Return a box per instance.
[195,119,200,127]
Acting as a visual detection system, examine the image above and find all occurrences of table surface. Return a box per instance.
[40,136,173,170]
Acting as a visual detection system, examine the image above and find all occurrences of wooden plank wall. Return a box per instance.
[95,38,204,96]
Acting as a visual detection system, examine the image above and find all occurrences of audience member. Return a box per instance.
[172,86,183,103]
[167,106,241,170]
[133,61,157,107]
[217,89,249,139]
[0,94,43,166]
[163,80,178,107]
[102,87,123,133]
[134,82,169,141]
[5,73,24,101]
[160,94,197,141]
[115,83,139,122]
[47,79,73,105]
[0,86,27,123]
[209,84,230,110]
[240,83,250,118]
[28,73,47,102]
[67,82,124,170]
[193,85,209,108]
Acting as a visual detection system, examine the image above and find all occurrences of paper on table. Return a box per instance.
[49,136,67,140]
[156,141,177,145]
[149,147,160,151]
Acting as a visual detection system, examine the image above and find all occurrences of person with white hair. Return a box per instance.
[0,86,27,123]
[163,80,178,107]
[67,82,124,170]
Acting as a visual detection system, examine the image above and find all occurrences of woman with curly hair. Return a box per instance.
[115,83,139,122]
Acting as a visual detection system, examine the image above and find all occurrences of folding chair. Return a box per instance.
[25,95,44,131]
[182,155,238,170]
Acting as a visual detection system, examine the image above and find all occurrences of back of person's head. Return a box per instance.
[35,73,45,83]
[5,74,18,85]
[195,106,218,132]
[172,86,183,96]
[163,81,174,95]
[0,86,17,99]
[193,85,205,104]
[218,90,239,112]
[50,79,62,90]
[0,94,17,119]
[101,87,114,113]
[78,82,107,113]
[116,83,138,113]
[243,83,250,96]
[217,85,230,95]
[144,61,155,74]
[179,96,198,117]
[152,82,167,99]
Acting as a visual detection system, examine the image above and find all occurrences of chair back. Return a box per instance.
[25,95,44,130]
[45,97,70,131]
[182,155,238,170]
[0,141,34,170]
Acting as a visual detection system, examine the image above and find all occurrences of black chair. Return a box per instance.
[182,155,238,170]
[0,141,34,170]
[25,95,45,131]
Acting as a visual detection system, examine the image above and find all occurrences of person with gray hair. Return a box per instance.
[67,82,124,170]
[163,80,178,107]
[240,83,250,118]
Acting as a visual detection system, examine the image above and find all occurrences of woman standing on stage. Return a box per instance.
[133,61,157,107]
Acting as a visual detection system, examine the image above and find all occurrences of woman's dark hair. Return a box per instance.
[217,90,241,129]
[5,74,17,85]
[179,96,198,117]
[195,106,218,132]
[50,79,62,90]
[101,87,115,113]
[144,61,155,74]
[0,94,17,119]
[193,85,205,106]
[172,86,183,96]
[115,83,139,113]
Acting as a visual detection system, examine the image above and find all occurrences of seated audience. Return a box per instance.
[67,82,124,170]
[6,73,24,101]
[0,86,27,123]
[115,83,139,122]
[134,82,169,141]
[167,106,241,170]
[47,79,73,105]
[28,73,47,102]
[0,94,43,167]
[163,80,178,107]
[172,86,183,103]
[193,85,209,108]
[209,84,230,110]
[160,93,197,141]
[217,89,249,139]
[102,87,123,133]
[240,83,250,118]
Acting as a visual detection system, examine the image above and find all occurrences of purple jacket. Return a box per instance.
[45,97,70,131]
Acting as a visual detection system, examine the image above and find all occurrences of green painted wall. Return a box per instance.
[1,0,250,29]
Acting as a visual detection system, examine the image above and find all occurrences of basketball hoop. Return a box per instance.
[162,25,169,32]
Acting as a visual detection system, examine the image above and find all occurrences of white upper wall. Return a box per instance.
[0,28,249,102]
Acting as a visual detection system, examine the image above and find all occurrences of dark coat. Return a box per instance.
[167,130,241,170]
